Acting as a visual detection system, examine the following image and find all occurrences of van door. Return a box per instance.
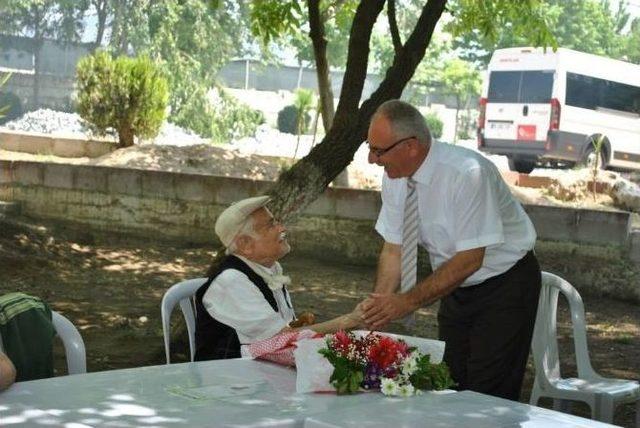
[484,70,554,143]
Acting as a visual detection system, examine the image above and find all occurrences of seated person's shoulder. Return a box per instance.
[211,268,252,288]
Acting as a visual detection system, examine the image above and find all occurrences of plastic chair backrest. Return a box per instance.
[0,310,86,377]
[533,272,598,389]
[51,311,86,375]
[161,278,207,364]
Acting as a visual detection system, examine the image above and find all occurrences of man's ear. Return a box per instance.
[408,139,420,157]
[235,235,253,255]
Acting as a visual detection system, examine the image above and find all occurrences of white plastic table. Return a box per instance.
[0,358,618,427]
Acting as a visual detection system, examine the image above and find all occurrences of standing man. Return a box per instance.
[361,100,541,401]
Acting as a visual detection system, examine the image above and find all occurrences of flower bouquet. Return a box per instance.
[315,330,455,396]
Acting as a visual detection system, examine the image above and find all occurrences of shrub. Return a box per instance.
[424,112,443,140]
[76,51,169,148]
[277,104,311,135]
[0,92,23,125]
[170,85,264,144]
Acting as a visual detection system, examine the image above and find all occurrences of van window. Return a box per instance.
[488,70,554,103]
[566,72,640,114]
[565,73,597,110]
[487,71,520,102]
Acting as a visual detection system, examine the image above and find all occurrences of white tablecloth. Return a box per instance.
[0,358,618,427]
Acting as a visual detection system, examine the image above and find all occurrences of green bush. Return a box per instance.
[76,51,169,148]
[170,85,264,144]
[0,92,23,125]
[424,112,443,140]
[277,104,311,135]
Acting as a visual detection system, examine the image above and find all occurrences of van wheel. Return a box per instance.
[582,140,607,170]
[508,158,535,174]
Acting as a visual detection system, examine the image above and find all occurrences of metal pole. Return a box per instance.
[245,59,249,90]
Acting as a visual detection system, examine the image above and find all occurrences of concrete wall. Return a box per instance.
[0,68,75,111]
[0,159,633,259]
[0,129,116,158]
[0,160,385,262]
[0,35,92,76]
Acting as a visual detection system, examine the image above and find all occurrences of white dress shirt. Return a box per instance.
[375,142,536,286]
[201,266,295,344]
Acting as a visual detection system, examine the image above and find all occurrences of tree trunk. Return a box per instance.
[32,40,42,110]
[117,126,135,148]
[110,0,129,54]
[387,0,402,54]
[307,0,335,132]
[453,96,460,144]
[93,0,108,49]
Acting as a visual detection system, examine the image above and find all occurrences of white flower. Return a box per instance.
[398,383,415,397]
[402,356,418,375]
[380,377,399,396]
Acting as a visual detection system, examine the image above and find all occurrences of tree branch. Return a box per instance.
[332,0,385,128]
[308,0,335,131]
[355,0,448,137]
[387,0,402,54]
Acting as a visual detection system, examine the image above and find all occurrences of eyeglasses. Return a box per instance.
[367,136,415,157]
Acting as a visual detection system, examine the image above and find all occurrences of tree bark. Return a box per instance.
[117,125,135,148]
[93,0,109,49]
[307,0,335,132]
[110,0,129,54]
[453,95,460,143]
[32,6,43,110]
[387,0,402,54]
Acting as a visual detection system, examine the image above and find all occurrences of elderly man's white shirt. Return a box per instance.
[202,267,295,344]
[375,142,536,286]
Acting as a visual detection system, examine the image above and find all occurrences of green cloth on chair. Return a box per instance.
[0,292,55,381]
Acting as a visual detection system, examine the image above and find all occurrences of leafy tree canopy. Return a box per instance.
[451,0,628,67]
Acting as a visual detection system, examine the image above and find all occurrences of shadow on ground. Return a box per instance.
[0,215,638,427]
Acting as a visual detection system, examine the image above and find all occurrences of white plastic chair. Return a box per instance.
[353,330,445,363]
[530,271,640,425]
[161,278,207,364]
[0,310,86,376]
[51,311,86,375]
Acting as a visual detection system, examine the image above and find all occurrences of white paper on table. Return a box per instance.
[294,337,335,394]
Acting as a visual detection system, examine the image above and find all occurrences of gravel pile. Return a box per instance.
[0,109,383,186]
[2,109,206,146]
[3,109,95,136]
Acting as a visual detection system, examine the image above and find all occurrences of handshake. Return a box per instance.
[288,294,404,333]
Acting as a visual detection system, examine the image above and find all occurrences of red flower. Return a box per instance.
[367,336,409,369]
[331,330,353,357]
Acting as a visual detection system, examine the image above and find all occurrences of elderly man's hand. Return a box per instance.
[362,293,414,330]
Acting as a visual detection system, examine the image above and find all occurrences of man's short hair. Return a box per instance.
[374,100,432,145]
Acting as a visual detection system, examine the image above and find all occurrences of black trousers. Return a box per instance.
[438,251,541,401]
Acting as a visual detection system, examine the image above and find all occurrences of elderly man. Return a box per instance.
[361,100,541,401]
[195,196,362,361]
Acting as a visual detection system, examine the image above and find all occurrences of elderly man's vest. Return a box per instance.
[194,255,280,361]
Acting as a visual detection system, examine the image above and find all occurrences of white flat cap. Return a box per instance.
[215,196,270,247]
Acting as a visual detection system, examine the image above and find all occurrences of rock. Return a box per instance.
[611,177,640,212]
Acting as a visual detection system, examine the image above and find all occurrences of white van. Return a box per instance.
[478,47,640,173]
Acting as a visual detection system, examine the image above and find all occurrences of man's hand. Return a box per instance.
[361,293,416,330]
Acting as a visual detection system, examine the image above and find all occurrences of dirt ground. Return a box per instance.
[0,215,638,426]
